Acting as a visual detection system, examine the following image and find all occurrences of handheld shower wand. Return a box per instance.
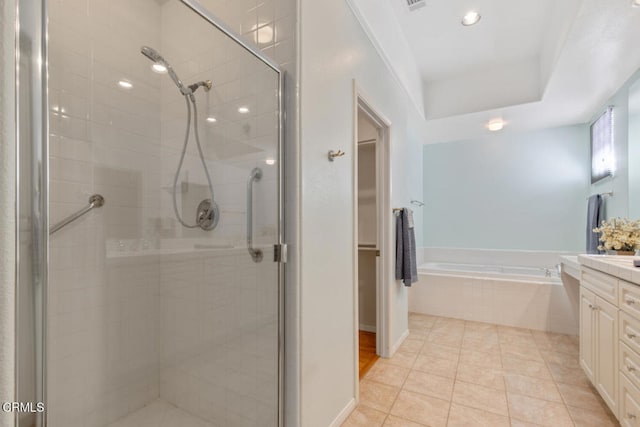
[140,46,192,96]
[140,45,218,231]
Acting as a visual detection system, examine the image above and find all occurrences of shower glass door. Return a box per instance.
[18,1,283,426]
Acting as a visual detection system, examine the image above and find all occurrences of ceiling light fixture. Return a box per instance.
[251,23,274,45]
[633,0,640,7]
[487,118,505,132]
[118,80,133,89]
[206,117,217,123]
[462,11,481,26]
[265,158,276,166]
[238,106,250,114]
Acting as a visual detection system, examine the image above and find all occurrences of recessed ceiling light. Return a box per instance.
[251,23,274,45]
[265,158,276,165]
[206,117,217,123]
[118,80,133,89]
[487,118,505,132]
[633,0,640,7]
[238,106,250,114]
[152,63,167,74]
[462,11,481,26]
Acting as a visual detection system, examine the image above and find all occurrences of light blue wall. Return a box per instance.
[423,125,590,251]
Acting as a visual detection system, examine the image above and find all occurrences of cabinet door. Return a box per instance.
[620,373,640,427]
[596,295,619,414]
[580,287,596,383]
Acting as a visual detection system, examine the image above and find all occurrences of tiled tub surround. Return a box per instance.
[342,313,617,427]
[410,249,579,335]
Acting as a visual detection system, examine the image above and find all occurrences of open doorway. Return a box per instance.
[353,85,392,389]
[357,111,379,379]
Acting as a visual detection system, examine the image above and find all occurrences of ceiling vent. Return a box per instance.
[406,0,426,11]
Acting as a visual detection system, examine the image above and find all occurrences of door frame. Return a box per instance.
[352,80,392,400]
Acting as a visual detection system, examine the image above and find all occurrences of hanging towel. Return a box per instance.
[395,208,418,286]
[586,194,603,254]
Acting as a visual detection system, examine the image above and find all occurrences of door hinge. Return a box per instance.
[274,243,288,263]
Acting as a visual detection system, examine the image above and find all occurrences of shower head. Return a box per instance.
[140,45,190,95]
[140,46,163,63]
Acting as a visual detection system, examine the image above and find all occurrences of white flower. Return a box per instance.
[594,218,640,252]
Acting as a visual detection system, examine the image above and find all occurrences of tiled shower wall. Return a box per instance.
[47,0,296,426]
[156,1,282,426]
[48,1,163,426]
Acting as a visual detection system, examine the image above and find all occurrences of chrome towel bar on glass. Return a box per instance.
[49,194,105,235]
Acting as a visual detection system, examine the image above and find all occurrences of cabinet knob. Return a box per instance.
[627,365,636,372]
[628,333,637,339]
[626,298,636,305]
[629,413,637,420]
[588,303,594,309]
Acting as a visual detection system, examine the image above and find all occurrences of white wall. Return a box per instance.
[423,124,590,251]
[299,0,426,424]
[0,1,16,426]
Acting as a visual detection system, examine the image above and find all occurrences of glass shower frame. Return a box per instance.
[14,0,286,425]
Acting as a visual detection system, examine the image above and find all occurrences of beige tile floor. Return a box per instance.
[342,313,620,427]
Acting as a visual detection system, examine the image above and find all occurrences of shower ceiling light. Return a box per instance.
[238,106,250,114]
[152,63,168,74]
[206,117,217,123]
[118,80,133,89]
[265,158,276,165]
[487,118,505,131]
[462,11,481,26]
[251,23,274,45]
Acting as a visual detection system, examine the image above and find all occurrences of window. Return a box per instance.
[591,106,615,184]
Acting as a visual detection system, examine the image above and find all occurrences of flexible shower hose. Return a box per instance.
[172,94,216,229]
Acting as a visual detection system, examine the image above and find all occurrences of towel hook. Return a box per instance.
[328,150,345,162]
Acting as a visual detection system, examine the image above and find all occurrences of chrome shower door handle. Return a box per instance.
[247,167,263,262]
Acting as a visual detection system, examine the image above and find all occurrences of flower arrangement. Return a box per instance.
[593,218,640,252]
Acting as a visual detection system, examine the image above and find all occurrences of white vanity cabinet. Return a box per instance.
[579,281,618,414]
[579,256,640,424]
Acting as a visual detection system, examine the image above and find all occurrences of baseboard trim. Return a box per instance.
[389,329,409,356]
[329,398,357,427]
[359,324,377,333]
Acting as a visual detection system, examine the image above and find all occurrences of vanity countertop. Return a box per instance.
[578,254,640,285]
[560,255,580,280]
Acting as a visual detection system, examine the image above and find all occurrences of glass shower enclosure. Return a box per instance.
[16,1,284,426]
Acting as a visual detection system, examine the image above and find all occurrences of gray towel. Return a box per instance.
[395,208,418,286]
[586,195,603,254]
